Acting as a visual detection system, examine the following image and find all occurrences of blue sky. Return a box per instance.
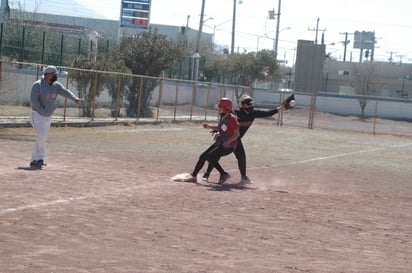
[13,0,412,65]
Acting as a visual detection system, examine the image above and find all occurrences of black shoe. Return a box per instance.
[218,172,230,184]
[240,176,253,184]
[30,160,38,167]
[202,172,210,181]
[37,160,46,167]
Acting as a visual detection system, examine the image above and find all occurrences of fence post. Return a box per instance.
[190,81,195,121]
[373,96,379,135]
[115,76,122,121]
[0,23,3,59]
[63,70,70,122]
[204,82,211,120]
[91,71,98,121]
[156,75,164,120]
[173,81,179,121]
[36,65,41,80]
[136,77,143,120]
[277,91,285,127]
[308,90,318,129]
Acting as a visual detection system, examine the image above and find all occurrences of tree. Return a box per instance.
[203,57,230,83]
[118,30,187,117]
[347,62,382,117]
[99,50,131,117]
[255,49,282,82]
[203,49,281,86]
[228,52,258,86]
[71,52,130,117]
[71,57,104,117]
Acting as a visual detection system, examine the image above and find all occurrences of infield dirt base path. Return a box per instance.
[1,121,411,272]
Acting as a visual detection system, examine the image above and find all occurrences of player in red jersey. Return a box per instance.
[186,97,240,184]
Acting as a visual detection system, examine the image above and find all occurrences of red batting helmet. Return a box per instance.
[217,97,233,113]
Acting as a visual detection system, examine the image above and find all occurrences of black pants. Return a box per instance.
[192,144,233,177]
[205,139,246,177]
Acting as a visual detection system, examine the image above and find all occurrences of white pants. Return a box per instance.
[30,110,52,161]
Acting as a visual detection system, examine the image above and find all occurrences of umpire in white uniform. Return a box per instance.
[30,66,81,168]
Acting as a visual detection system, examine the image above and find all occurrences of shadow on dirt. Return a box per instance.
[16,166,41,171]
[196,182,256,192]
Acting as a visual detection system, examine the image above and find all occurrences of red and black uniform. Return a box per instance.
[204,107,279,179]
[191,113,239,178]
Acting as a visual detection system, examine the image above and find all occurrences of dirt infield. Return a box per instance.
[1,120,411,273]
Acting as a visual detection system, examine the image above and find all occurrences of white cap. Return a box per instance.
[44,66,58,74]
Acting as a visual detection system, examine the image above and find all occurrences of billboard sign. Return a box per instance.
[353,31,375,50]
[120,0,150,29]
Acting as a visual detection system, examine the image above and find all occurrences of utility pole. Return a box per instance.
[230,0,237,54]
[339,32,352,62]
[195,0,206,53]
[274,0,281,57]
[268,0,282,57]
[193,0,206,82]
[396,54,406,64]
[387,51,397,64]
[308,18,326,45]
[370,31,376,62]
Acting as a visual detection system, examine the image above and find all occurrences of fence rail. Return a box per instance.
[1,61,411,137]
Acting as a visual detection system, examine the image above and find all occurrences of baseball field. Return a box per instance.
[1,117,411,272]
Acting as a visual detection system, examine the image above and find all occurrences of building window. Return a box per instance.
[338,70,350,76]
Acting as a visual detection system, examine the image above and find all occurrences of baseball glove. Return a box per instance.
[282,94,296,109]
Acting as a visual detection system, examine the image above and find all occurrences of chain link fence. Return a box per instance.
[0,21,110,67]
[1,61,411,137]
